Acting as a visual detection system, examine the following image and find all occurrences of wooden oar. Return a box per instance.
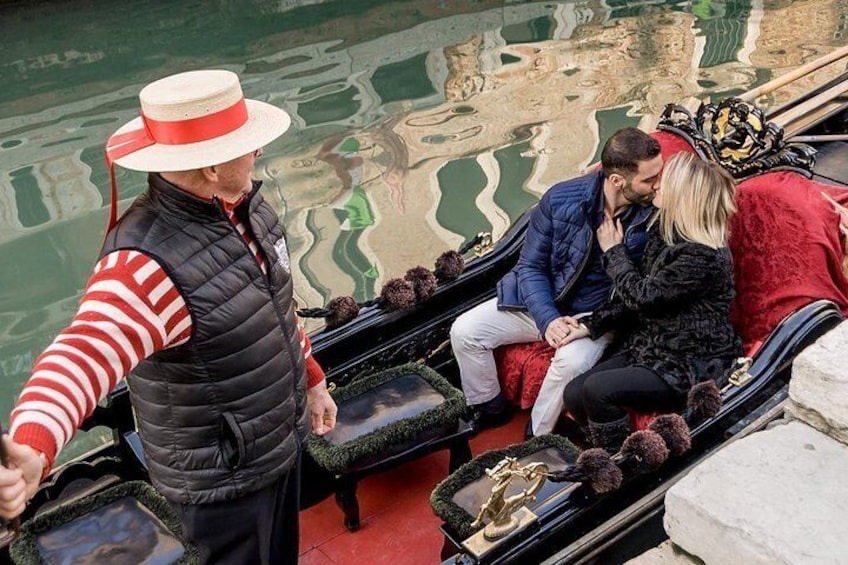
[789,134,848,143]
[0,426,21,540]
[739,45,848,102]
[769,78,848,135]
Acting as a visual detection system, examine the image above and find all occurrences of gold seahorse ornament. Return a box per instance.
[471,457,549,541]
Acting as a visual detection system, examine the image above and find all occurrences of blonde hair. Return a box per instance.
[657,152,737,248]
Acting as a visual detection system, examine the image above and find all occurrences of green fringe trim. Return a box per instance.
[306,362,466,473]
[10,481,198,565]
[430,434,578,540]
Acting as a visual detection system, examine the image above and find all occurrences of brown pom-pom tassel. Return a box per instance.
[404,266,438,302]
[434,250,465,282]
[648,414,691,457]
[620,430,669,474]
[688,380,723,421]
[381,278,417,311]
[576,448,622,494]
[325,296,360,330]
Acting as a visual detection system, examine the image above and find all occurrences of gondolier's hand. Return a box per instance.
[307,380,338,436]
[597,214,623,252]
[0,435,43,520]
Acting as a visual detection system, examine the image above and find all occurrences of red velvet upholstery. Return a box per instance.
[493,341,555,410]
[729,172,848,352]
[493,131,848,429]
[650,130,698,161]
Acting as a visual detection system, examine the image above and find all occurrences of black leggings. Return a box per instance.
[563,354,684,425]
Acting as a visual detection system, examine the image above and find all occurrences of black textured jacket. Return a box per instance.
[584,228,743,394]
[101,174,308,505]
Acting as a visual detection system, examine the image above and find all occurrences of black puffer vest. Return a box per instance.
[101,174,308,505]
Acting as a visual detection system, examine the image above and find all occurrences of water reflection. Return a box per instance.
[0,0,846,462]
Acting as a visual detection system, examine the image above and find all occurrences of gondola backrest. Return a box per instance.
[727,170,848,354]
[654,98,848,355]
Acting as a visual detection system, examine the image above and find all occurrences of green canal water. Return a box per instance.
[1,0,846,463]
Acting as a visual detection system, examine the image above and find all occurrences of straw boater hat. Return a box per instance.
[107,69,290,171]
[103,69,291,226]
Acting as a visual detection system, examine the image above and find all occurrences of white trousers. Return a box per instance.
[450,297,611,435]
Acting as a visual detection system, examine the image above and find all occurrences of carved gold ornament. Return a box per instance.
[470,457,549,541]
[658,98,816,180]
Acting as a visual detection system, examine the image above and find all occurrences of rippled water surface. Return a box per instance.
[1,0,846,461]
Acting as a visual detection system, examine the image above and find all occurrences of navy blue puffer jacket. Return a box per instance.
[496,170,654,335]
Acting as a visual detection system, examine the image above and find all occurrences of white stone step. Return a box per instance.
[788,320,848,446]
[625,540,699,564]
[664,421,848,565]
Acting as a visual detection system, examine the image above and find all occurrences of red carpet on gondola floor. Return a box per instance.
[299,412,530,564]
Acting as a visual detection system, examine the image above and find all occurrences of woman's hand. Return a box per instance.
[558,323,590,347]
[597,214,623,252]
[545,317,587,348]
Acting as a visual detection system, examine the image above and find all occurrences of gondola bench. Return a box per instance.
[493,129,848,425]
[306,363,471,531]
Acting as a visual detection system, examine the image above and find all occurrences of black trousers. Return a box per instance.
[563,354,683,425]
[169,455,301,565]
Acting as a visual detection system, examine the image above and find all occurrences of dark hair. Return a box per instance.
[600,127,661,179]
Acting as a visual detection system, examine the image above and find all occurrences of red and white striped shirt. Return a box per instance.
[10,208,325,471]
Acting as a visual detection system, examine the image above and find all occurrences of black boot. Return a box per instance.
[554,417,590,449]
[587,416,632,453]
[468,392,511,432]
[524,417,534,441]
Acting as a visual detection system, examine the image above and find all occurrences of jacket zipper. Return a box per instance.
[554,229,593,304]
[556,207,655,304]
[213,195,303,449]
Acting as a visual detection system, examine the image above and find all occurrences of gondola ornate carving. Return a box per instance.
[473,232,495,258]
[658,98,817,179]
[469,458,548,541]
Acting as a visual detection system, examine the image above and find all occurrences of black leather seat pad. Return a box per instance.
[324,372,446,445]
[451,447,576,516]
[36,496,185,565]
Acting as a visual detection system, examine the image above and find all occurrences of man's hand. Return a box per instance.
[597,214,624,252]
[306,381,337,436]
[0,435,43,520]
[544,317,583,349]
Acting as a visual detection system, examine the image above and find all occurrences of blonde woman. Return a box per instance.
[560,152,742,451]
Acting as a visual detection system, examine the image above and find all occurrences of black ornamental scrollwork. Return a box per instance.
[658,98,817,180]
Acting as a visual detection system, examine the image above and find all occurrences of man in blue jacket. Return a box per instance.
[450,128,662,436]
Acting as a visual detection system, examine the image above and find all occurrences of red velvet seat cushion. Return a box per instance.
[493,131,848,428]
[493,341,556,410]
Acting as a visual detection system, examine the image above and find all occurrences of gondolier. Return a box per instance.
[0,69,337,564]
